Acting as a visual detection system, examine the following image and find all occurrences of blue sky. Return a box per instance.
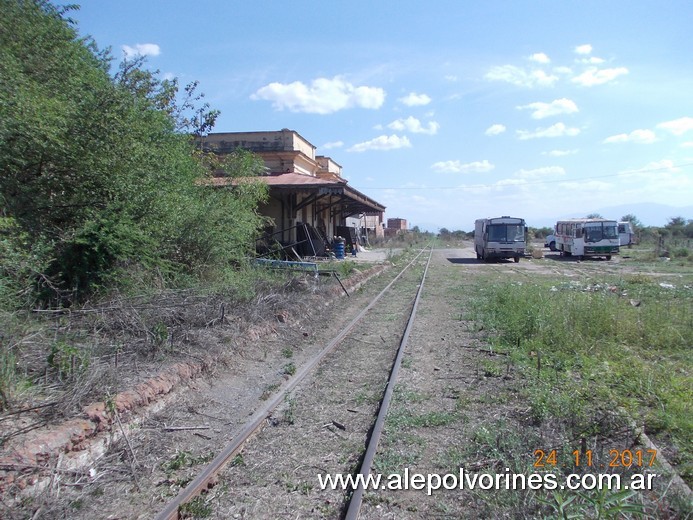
[68,0,692,230]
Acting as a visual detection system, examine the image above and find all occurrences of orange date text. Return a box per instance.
[533,448,657,468]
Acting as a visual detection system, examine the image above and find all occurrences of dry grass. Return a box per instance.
[0,272,328,444]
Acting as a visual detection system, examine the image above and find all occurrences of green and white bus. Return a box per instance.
[554,218,619,260]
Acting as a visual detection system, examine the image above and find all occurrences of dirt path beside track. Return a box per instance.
[2,244,689,519]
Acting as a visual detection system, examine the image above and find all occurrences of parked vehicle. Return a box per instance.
[544,234,556,251]
[555,218,619,260]
[474,216,526,262]
[618,221,636,246]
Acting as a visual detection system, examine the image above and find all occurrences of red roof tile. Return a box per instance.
[206,172,347,188]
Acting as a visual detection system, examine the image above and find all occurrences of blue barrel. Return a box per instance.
[334,241,345,259]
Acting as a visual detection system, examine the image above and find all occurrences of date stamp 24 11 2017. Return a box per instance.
[533,448,657,469]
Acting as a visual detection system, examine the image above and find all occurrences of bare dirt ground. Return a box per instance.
[1,243,689,519]
[0,254,398,519]
[357,244,689,519]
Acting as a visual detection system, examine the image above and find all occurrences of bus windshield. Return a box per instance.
[584,223,618,242]
[488,224,525,242]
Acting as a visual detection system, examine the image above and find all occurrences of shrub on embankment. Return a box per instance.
[0,1,269,409]
[0,1,269,308]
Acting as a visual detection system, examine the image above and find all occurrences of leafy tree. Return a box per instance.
[667,216,687,227]
[620,214,643,230]
[530,226,554,239]
[665,216,692,238]
[0,0,267,307]
[586,213,603,219]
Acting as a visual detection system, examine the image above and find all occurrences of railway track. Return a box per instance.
[154,247,433,518]
[5,244,688,519]
[149,248,689,519]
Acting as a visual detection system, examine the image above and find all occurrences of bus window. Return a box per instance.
[508,224,525,241]
[488,225,505,241]
[585,227,599,242]
[604,224,618,239]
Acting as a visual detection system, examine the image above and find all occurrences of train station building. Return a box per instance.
[199,129,386,258]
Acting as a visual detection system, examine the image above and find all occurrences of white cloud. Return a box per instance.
[431,159,494,174]
[459,177,531,195]
[348,135,411,152]
[516,123,580,140]
[398,92,432,106]
[618,160,691,198]
[656,117,693,136]
[627,159,682,174]
[543,149,578,157]
[516,166,566,178]
[322,141,344,149]
[444,75,459,82]
[496,178,528,187]
[485,124,507,136]
[251,76,385,114]
[517,98,578,119]
[411,195,431,205]
[682,141,693,148]
[122,43,161,58]
[580,56,606,65]
[575,44,593,55]
[560,180,611,191]
[554,66,573,75]
[455,183,493,195]
[572,67,628,86]
[388,116,439,135]
[454,178,531,195]
[485,65,559,88]
[603,129,657,144]
[529,53,550,64]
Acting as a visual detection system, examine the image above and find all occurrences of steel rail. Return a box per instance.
[344,247,433,520]
[155,247,430,520]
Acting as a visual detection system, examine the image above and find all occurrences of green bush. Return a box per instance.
[0,1,269,307]
[0,1,274,411]
[672,247,690,258]
[469,278,692,476]
[0,217,51,309]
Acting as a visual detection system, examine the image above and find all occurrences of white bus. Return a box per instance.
[554,218,619,260]
[474,216,526,262]
[618,221,636,246]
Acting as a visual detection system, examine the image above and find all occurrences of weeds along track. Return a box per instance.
[151,247,433,519]
[6,245,688,518]
[483,263,531,278]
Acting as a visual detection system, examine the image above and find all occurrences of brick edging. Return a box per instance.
[0,262,390,497]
